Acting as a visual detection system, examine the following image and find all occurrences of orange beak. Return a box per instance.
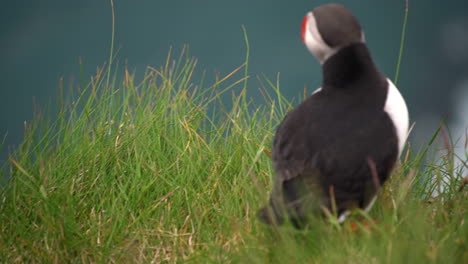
[301,15,308,43]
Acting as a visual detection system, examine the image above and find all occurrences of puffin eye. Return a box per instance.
[301,15,308,43]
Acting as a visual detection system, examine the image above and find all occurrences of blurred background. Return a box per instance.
[1,0,467,164]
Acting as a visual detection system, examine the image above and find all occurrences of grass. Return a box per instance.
[0,46,466,263]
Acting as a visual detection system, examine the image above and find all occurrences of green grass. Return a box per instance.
[0,47,467,263]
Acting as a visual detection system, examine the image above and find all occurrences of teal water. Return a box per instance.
[1,0,467,163]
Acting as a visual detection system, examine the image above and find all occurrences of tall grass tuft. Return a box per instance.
[0,46,467,263]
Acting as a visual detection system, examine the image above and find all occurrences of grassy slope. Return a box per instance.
[0,50,467,263]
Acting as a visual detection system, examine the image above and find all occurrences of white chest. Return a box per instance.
[384,78,409,156]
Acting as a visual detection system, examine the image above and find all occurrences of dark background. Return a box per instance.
[1,0,467,163]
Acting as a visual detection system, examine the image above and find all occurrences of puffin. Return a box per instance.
[258,3,409,227]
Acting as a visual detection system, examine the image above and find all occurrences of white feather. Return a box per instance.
[303,13,366,64]
[337,196,377,224]
[312,87,322,95]
[384,79,409,156]
[303,13,337,64]
[337,210,350,223]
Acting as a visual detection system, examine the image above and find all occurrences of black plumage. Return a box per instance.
[258,43,400,227]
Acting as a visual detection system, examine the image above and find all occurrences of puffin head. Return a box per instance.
[301,4,365,64]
